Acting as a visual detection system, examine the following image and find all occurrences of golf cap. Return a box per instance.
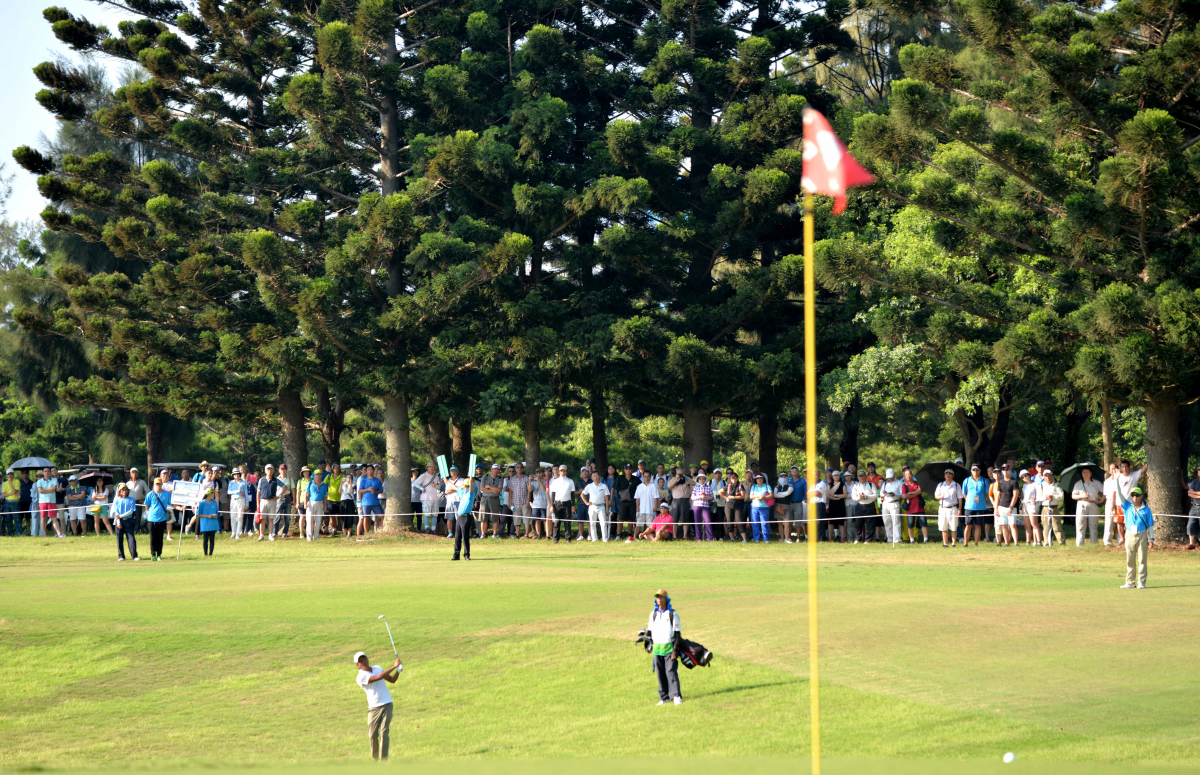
[713,467,722,473]
[279,464,287,469]
[971,464,980,470]
[68,474,77,480]
[696,473,707,480]
[885,468,894,478]
[857,470,867,476]
[1001,464,1010,470]
[954,458,964,465]
[700,460,709,466]
[265,464,275,470]
[654,589,668,598]
[318,459,326,465]
[491,463,500,469]
[233,470,242,475]
[129,467,138,472]
[1019,469,1029,477]
[637,459,646,465]
[353,651,367,664]
[1130,486,1143,495]
[624,463,632,468]
[581,466,589,472]
[755,473,766,481]
[1043,468,1053,475]
[944,469,955,475]
[659,502,670,510]
[449,465,458,471]
[791,466,800,471]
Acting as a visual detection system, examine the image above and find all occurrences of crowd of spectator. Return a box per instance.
[4,455,1199,563]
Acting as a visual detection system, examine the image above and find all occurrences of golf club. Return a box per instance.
[378,614,397,656]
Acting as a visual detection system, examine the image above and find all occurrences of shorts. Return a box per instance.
[995,506,1016,526]
[937,507,959,532]
[788,502,806,521]
[905,510,926,528]
[963,509,989,526]
[363,504,383,517]
[479,496,501,519]
[512,503,532,525]
[69,504,89,521]
[637,512,654,529]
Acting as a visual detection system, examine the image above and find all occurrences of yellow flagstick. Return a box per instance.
[803,191,821,775]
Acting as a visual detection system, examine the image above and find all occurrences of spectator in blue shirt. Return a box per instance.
[357,465,383,539]
[111,484,138,561]
[961,464,990,547]
[143,478,173,561]
[1120,486,1153,589]
[197,487,221,556]
[787,466,808,541]
[305,470,329,542]
[227,470,250,539]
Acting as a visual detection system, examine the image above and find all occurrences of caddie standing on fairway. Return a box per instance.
[648,589,683,705]
[355,651,402,761]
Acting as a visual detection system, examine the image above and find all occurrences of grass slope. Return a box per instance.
[0,534,1197,773]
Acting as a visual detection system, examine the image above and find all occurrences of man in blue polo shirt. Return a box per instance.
[357,465,383,538]
[961,463,989,547]
[787,466,807,542]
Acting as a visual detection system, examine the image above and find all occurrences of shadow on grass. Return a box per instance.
[688,678,803,699]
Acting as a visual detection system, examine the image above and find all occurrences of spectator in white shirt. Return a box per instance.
[582,470,612,542]
[415,463,440,534]
[849,471,878,544]
[634,474,659,538]
[933,469,963,547]
[1019,469,1042,545]
[1102,462,1120,546]
[548,465,576,543]
[878,468,904,546]
[1071,467,1104,545]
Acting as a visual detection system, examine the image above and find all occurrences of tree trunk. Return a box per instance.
[758,409,779,482]
[427,415,451,467]
[682,407,713,468]
[590,388,608,473]
[278,388,308,475]
[1144,394,1184,542]
[144,411,165,475]
[839,402,860,470]
[524,407,541,474]
[1061,404,1090,467]
[981,387,1014,467]
[316,383,345,466]
[384,394,411,533]
[1100,399,1115,470]
[452,419,473,474]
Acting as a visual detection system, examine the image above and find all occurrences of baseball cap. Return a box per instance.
[624,463,633,468]
[700,460,709,466]
[491,463,500,469]
[449,465,458,471]
[1019,469,1029,477]
[68,474,77,480]
[637,459,646,464]
[654,588,668,598]
[353,651,367,663]
[944,468,955,475]
[885,468,894,478]
[129,467,138,472]
[658,502,670,510]
[265,463,275,469]
[971,463,980,470]
[1130,486,1143,495]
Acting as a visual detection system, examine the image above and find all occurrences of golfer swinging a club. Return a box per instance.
[354,651,403,761]
[648,589,683,705]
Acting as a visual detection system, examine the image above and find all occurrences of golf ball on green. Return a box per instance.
[1003,752,1015,763]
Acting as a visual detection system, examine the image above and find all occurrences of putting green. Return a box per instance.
[0,533,1197,773]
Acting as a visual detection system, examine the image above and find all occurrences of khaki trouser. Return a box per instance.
[306,499,325,540]
[1043,506,1064,545]
[1125,529,1148,586]
[367,702,393,760]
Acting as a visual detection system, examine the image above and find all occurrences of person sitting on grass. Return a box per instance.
[640,502,675,541]
[197,487,221,557]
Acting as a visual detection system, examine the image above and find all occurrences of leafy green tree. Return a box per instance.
[845,0,1200,535]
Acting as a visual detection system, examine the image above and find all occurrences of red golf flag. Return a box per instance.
[801,108,875,215]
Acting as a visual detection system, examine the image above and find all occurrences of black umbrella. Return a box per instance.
[915,461,969,495]
[76,470,115,487]
[1058,462,1104,508]
[6,456,55,472]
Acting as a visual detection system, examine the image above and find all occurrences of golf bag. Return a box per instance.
[635,629,713,670]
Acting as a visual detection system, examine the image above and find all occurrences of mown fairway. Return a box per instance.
[1,534,1198,774]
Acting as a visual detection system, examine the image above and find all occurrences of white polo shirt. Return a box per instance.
[548,476,575,503]
[582,482,610,507]
[356,666,394,708]
[634,482,658,513]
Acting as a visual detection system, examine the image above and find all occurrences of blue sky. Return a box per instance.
[0,1,132,224]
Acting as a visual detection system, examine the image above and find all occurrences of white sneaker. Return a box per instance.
[1137,583,1146,589]
[673,697,682,705]
[1120,583,1134,589]
[784,539,793,544]
[133,557,140,561]
[269,535,275,541]
[166,535,173,541]
[656,700,665,706]
[117,557,125,562]
[626,537,633,543]
[853,540,860,544]
[257,535,264,542]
